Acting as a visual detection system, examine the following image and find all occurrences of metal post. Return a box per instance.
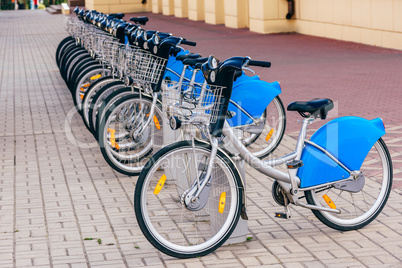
[223,128,248,245]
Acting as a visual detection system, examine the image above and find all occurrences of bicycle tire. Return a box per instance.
[305,138,392,231]
[68,60,100,91]
[67,58,97,88]
[56,37,75,67]
[72,66,106,112]
[98,94,163,176]
[93,87,134,138]
[64,53,92,84]
[82,77,124,132]
[61,48,87,76]
[134,140,243,258]
[60,47,87,81]
[241,96,286,158]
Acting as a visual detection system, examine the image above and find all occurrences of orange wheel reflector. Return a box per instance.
[90,74,102,80]
[80,94,84,99]
[323,194,336,209]
[218,192,226,214]
[80,87,85,92]
[83,83,90,87]
[153,116,161,130]
[265,129,275,141]
[107,128,116,148]
[154,174,167,195]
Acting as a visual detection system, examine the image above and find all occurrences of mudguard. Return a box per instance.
[298,116,386,188]
[227,78,281,127]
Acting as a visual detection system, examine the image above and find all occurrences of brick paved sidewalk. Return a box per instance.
[0,10,401,268]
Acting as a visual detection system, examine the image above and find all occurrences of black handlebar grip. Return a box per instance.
[181,39,197,47]
[248,60,271,68]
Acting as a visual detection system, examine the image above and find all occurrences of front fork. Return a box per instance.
[129,91,158,139]
[183,137,219,207]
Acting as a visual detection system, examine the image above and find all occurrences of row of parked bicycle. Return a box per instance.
[56,7,393,259]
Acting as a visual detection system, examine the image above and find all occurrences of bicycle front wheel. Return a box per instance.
[98,94,163,176]
[242,96,286,159]
[305,138,393,231]
[135,140,243,258]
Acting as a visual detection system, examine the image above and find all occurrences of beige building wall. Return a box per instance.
[87,0,402,51]
[85,0,149,14]
[295,0,402,50]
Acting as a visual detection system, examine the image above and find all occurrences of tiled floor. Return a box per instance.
[0,10,401,267]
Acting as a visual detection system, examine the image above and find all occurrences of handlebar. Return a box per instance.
[248,60,271,68]
[181,39,197,47]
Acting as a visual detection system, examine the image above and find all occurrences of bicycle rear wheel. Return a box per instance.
[134,140,243,258]
[305,138,392,231]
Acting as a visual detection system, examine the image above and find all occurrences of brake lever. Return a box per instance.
[242,67,255,75]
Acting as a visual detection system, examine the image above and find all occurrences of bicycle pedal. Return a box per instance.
[274,212,289,219]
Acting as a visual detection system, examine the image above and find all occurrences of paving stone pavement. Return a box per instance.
[0,10,401,268]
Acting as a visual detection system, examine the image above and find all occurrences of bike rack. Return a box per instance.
[223,128,248,245]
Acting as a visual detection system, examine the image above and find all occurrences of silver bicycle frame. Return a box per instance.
[222,118,352,190]
[221,117,345,213]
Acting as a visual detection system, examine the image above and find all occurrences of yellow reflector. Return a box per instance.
[323,194,336,209]
[154,174,166,195]
[218,192,226,214]
[265,129,275,141]
[90,74,102,80]
[153,115,161,130]
[108,128,116,148]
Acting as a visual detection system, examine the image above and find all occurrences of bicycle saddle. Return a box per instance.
[130,16,148,25]
[287,98,334,119]
[176,53,201,61]
[183,57,208,67]
[108,13,125,19]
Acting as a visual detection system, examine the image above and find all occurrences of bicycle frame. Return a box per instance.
[192,115,384,214]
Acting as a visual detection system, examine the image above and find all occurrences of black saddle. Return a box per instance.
[109,13,125,19]
[182,57,208,68]
[130,16,149,25]
[176,53,201,61]
[287,98,334,119]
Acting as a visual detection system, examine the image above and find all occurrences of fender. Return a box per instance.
[298,116,386,188]
[227,78,281,127]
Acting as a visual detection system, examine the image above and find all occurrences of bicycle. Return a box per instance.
[134,55,393,258]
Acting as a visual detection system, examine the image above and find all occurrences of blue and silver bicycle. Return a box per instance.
[134,55,393,258]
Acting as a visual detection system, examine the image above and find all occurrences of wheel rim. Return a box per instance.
[139,146,239,254]
[101,97,163,173]
[242,97,285,158]
[308,140,391,226]
[75,69,109,111]
[94,91,132,134]
[89,83,124,129]
[82,78,117,126]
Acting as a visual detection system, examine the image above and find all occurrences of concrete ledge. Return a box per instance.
[61,3,70,15]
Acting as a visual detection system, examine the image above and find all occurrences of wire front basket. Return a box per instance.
[162,81,225,126]
[130,51,167,85]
